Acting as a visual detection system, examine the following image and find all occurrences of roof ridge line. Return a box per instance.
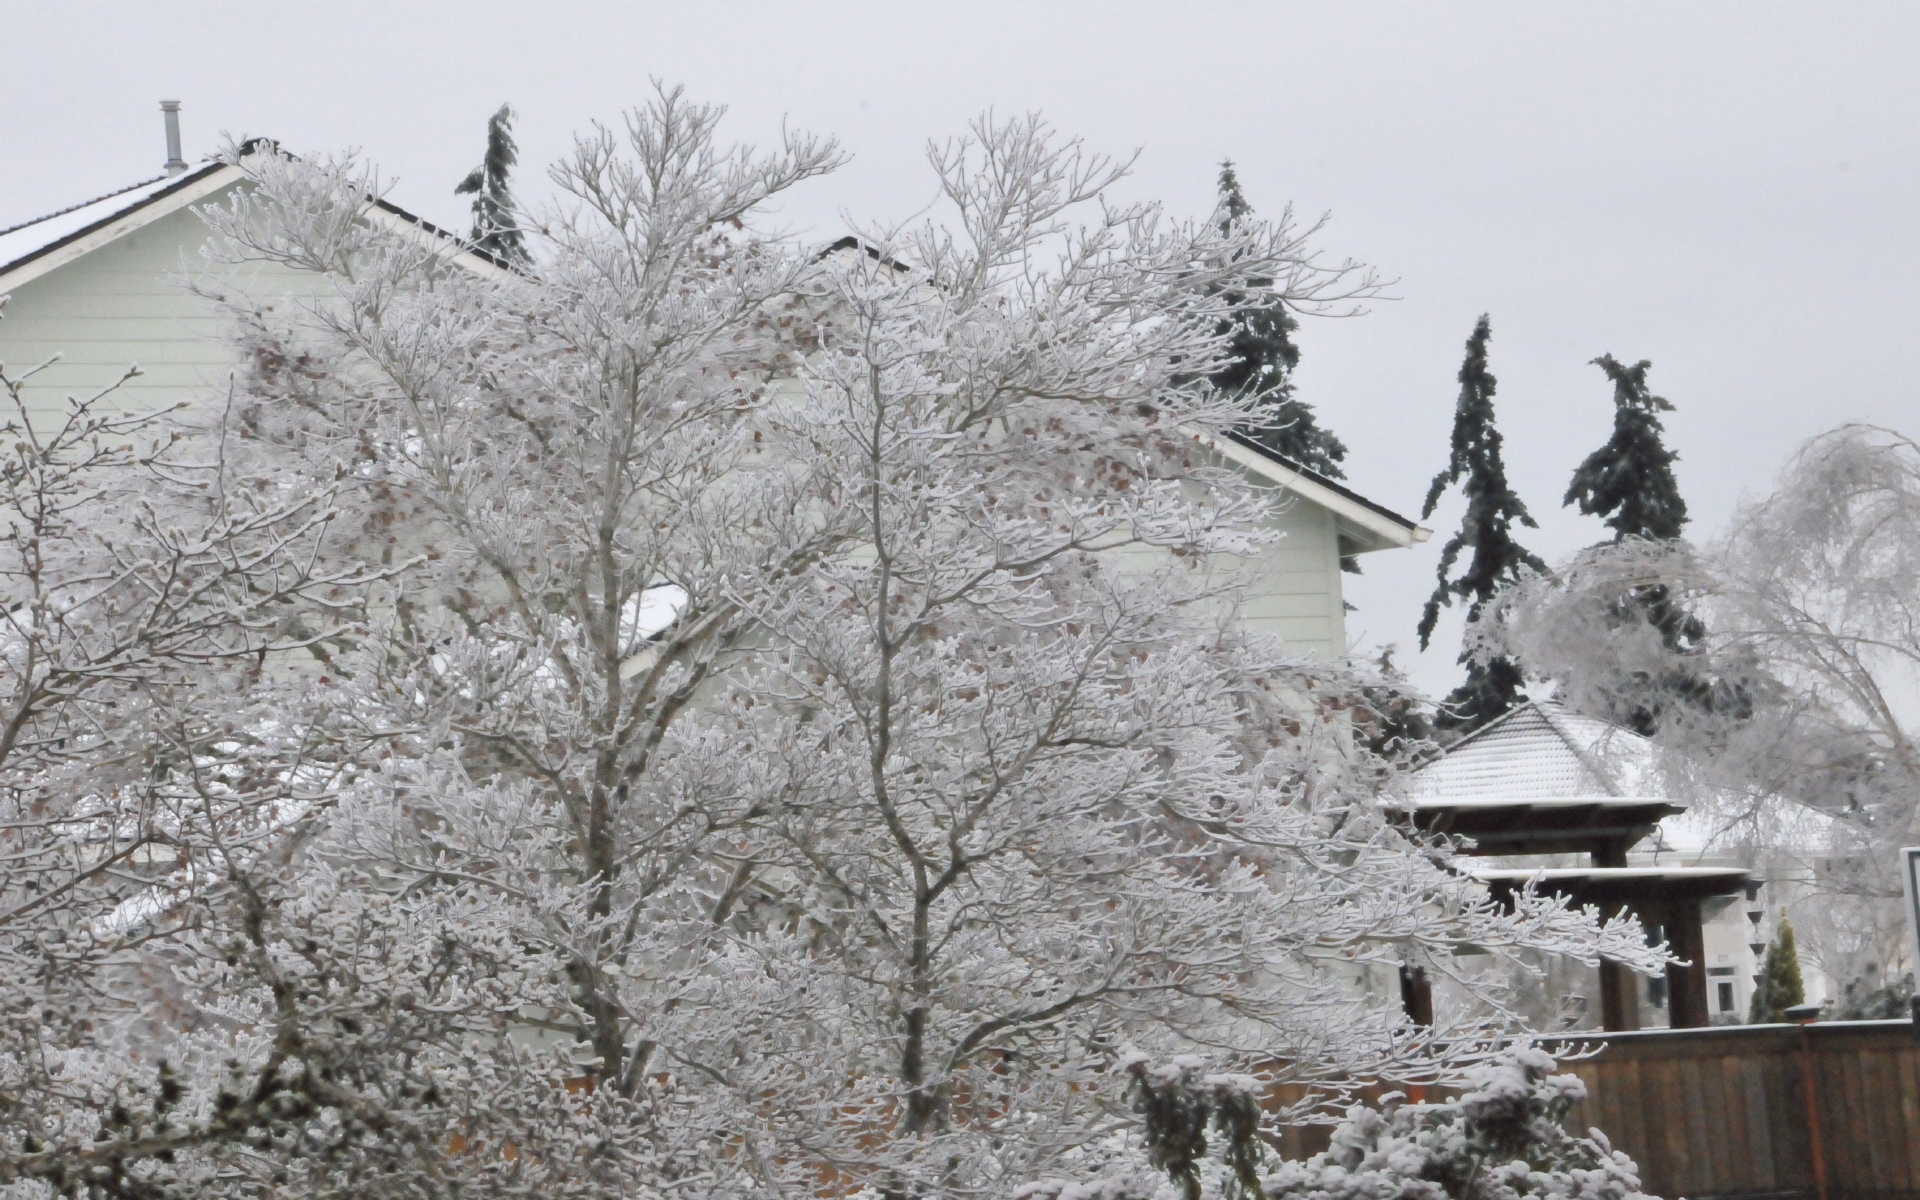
[0,173,171,240]
[1429,697,1540,756]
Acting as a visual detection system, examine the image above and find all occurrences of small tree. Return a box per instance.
[455,102,529,265]
[1210,160,1349,482]
[1750,912,1808,1024]
[1419,315,1546,734]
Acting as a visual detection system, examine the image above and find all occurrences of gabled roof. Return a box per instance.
[0,151,513,294]
[1188,427,1430,553]
[0,163,230,286]
[1407,699,1663,803]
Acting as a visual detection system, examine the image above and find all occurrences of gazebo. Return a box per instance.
[1404,701,1751,1031]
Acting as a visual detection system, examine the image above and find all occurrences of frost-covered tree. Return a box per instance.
[1565,355,1688,544]
[455,102,530,265]
[1209,161,1349,482]
[0,307,405,1196]
[0,94,1665,1199]
[1560,354,1711,735]
[1419,315,1546,735]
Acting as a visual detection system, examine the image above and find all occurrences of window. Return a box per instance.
[1717,981,1736,1013]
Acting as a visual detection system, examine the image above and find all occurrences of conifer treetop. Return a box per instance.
[456,102,530,265]
[1210,159,1349,480]
[1217,159,1253,230]
[1565,354,1688,542]
[1417,314,1545,650]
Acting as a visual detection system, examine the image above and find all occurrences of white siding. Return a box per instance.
[0,188,314,423]
[1233,489,1346,658]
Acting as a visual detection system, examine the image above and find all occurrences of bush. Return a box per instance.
[1264,1049,1652,1200]
[1024,1048,1656,1200]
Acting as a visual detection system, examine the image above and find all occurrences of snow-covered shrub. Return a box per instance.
[1264,1049,1650,1200]
[1052,1049,1654,1200]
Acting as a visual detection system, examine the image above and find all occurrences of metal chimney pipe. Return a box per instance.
[159,101,187,176]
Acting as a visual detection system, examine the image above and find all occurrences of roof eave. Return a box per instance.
[0,156,512,295]
[0,161,238,292]
[1185,427,1432,552]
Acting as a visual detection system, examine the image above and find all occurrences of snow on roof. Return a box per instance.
[1407,700,1661,803]
[0,164,227,279]
[1187,428,1431,552]
[1410,700,1841,859]
[0,149,514,296]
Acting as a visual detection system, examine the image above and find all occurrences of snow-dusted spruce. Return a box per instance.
[1207,161,1349,484]
[1419,316,1545,737]
[1558,354,1710,736]
[1028,1047,1651,1200]
[456,102,531,267]
[1,90,1664,1198]
[1477,423,1920,1007]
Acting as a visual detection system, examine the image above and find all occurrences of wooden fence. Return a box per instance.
[1545,1019,1920,1199]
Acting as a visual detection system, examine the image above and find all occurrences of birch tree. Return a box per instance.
[0,92,1664,1199]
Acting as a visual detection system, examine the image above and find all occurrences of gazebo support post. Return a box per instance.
[1591,838,1642,1032]
[1598,957,1643,1032]
[1664,898,1711,1028]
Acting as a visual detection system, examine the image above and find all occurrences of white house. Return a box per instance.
[0,106,1430,661]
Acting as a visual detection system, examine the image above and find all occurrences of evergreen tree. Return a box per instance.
[1566,355,1717,734]
[1355,646,1436,763]
[1212,161,1349,481]
[1565,354,1688,542]
[456,102,530,265]
[1749,912,1807,1024]
[1419,315,1546,734]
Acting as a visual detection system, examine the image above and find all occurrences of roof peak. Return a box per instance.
[1410,698,1661,804]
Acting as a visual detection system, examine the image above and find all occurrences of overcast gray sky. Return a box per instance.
[6,2,1916,697]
